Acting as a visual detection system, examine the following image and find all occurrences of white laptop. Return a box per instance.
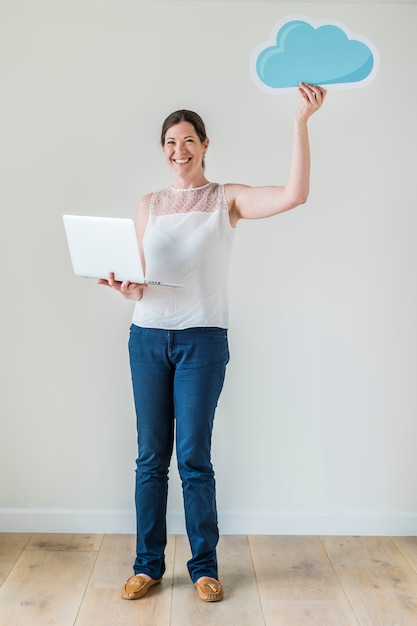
[63,215,182,287]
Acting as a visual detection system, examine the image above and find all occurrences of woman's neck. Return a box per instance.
[171,173,209,190]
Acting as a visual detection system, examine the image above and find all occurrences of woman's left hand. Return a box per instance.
[97,272,147,300]
[296,82,327,122]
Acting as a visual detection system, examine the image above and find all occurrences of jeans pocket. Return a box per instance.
[202,327,228,340]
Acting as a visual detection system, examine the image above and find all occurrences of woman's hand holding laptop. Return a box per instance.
[97,272,148,301]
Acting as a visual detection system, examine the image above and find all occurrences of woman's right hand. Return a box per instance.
[97,272,147,301]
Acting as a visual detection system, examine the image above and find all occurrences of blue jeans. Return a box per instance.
[128,324,229,583]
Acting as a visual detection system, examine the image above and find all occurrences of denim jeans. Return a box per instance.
[128,324,230,583]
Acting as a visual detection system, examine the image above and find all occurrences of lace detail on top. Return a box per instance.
[150,182,226,216]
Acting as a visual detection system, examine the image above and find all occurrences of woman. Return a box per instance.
[99,82,326,602]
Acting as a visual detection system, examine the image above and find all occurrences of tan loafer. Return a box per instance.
[195,577,224,602]
[121,574,161,600]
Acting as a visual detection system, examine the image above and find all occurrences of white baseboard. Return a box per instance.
[0,508,416,535]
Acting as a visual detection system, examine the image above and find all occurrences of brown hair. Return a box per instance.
[160,110,207,146]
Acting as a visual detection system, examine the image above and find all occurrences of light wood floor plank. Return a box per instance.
[321,536,417,626]
[249,535,359,625]
[393,537,417,574]
[0,547,97,626]
[25,533,103,553]
[74,534,175,626]
[0,533,33,586]
[170,534,266,626]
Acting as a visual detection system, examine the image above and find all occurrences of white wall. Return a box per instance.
[1,0,417,535]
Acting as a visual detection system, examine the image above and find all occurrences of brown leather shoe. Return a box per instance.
[121,575,161,600]
[195,577,224,602]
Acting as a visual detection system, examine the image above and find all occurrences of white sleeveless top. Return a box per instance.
[131,182,235,330]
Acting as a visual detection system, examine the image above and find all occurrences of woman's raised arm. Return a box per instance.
[227,82,326,226]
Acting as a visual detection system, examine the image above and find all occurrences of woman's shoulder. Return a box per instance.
[136,192,153,219]
[223,183,250,204]
[139,191,154,203]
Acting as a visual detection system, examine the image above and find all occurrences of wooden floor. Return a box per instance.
[1,534,417,625]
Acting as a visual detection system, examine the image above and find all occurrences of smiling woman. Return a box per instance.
[97,84,326,603]
[161,109,209,173]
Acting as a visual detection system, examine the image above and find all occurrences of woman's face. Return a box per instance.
[162,121,208,176]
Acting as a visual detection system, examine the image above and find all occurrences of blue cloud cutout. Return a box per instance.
[251,17,379,92]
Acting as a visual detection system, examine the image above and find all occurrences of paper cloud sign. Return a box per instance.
[250,16,379,93]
